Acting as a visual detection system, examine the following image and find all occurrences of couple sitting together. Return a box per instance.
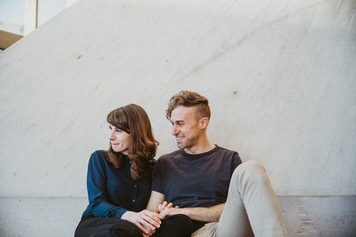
[75,90,289,237]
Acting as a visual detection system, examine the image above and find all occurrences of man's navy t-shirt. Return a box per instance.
[152,145,242,209]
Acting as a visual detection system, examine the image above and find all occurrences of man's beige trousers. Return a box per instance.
[192,160,289,237]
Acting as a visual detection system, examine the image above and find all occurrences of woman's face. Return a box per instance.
[109,124,130,155]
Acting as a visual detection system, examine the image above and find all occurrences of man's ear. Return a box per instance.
[199,117,209,129]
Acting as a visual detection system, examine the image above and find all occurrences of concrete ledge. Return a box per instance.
[0,197,86,237]
[0,196,355,237]
[279,196,356,237]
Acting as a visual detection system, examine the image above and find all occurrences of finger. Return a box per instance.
[158,211,167,219]
[142,222,157,233]
[141,220,156,231]
[175,205,179,208]
[134,222,151,235]
[154,206,160,214]
[142,213,161,228]
[167,202,173,208]
[159,203,166,211]
[139,214,158,230]
[161,201,168,209]
[146,228,156,236]
[142,210,161,223]
[150,212,162,223]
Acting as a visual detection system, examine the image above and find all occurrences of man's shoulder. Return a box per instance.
[214,145,242,166]
[157,150,182,161]
[214,145,239,156]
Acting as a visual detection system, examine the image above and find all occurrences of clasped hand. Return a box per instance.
[121,209,161,236]
[121,201,179,237]
[154,201,180,219]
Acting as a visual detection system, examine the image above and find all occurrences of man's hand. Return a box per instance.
[158,206,183,219]
[154,201,179,214]
[121,210,161,236]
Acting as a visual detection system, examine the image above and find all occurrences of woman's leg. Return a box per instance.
[75,216,142,237]
[153,214,194,237]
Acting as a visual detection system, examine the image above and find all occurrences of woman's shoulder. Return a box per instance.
[89,150,108,165]
[91,150,107,157]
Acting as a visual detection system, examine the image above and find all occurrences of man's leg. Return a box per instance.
[192,222,218,237]
[217,160,289,237]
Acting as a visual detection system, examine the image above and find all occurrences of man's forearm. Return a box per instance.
[160,203,225,222]
[183,203,225,222]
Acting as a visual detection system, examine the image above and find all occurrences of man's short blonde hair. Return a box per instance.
[166,90,210,120]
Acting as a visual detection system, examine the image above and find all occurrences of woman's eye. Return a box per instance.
[116,129,121,133]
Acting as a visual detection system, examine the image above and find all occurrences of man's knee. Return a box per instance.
[238,160,265,172]
[232,160,268,187]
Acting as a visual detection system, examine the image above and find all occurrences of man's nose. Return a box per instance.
[172,125,178,135]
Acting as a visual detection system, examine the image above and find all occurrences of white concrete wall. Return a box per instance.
[0,0,355,236]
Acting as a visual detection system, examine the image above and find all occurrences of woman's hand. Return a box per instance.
[121,210,161,236]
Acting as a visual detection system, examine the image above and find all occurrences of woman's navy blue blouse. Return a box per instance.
[81,150,153,219]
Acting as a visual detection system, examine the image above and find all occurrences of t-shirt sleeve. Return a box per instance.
[232,151,242,171]
[151,158,164,194]
[86,151,127,218]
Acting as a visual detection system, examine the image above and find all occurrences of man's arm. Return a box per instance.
[146,191,165,212]
[159,203,225,222]
[147,191,225,222]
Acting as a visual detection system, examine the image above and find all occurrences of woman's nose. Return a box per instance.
[109,130,115,140]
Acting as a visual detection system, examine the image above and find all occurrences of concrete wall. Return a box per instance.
[0,0,355,236]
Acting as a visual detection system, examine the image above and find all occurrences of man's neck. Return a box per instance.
[184,140,215,154]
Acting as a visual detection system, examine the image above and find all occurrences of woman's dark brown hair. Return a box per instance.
[106,104,158,179]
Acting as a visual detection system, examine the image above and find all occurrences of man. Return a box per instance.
[147,90,289,237]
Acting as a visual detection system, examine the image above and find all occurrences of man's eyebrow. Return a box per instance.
[171,119,184,123]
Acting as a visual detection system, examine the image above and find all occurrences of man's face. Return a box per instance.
[170,106,201,151]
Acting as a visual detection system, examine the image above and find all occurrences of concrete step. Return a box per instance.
[0,196,355,237]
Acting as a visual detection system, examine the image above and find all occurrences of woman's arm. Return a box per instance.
[87,152,161,235]
[86,151,127,218]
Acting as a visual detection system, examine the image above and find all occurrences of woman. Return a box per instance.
[75,104,161,237]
